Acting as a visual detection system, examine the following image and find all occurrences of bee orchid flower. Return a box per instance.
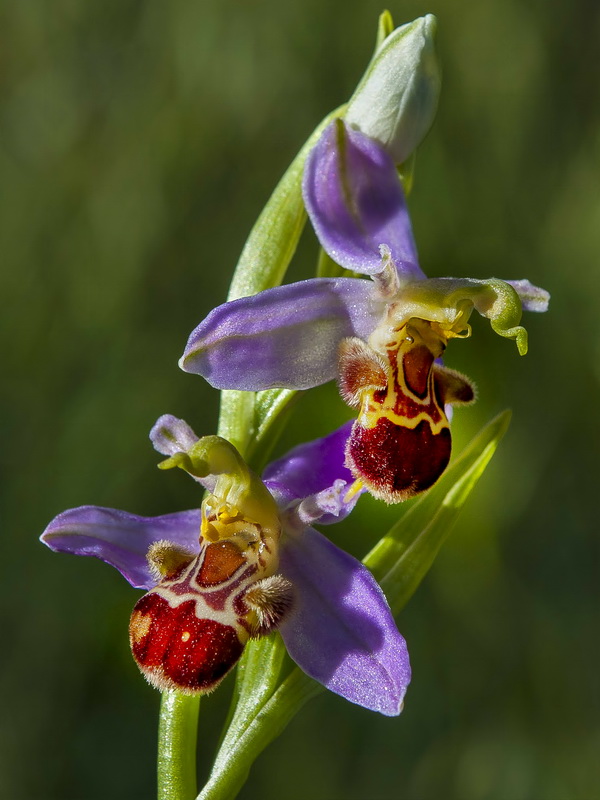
[180,119,549,503]
[41,415,410,716]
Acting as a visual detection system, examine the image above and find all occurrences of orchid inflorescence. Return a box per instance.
[40,11,548,799]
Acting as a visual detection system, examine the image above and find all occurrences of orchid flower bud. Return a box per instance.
[346,14,441,165]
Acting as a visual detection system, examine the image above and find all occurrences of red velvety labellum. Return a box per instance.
[339,320,466,503]
[129,537,254,694]
[346,416,451,502]
[129,526,293,693]
[130,591,244,694]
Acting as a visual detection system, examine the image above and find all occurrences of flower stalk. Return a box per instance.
[158,692,201,800]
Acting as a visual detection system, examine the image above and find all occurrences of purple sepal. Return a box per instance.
[264,422,360,526]
[279,526,411,715]
[263,421,354,501]
[40,506,201,590]
[506,279,550,312]
[180,278,380,390]
[303,120,424,280]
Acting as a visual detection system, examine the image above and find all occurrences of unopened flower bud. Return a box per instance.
[346,14,440,164]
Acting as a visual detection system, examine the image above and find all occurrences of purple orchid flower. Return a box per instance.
[41,415,410,716]
[179,119,549,503]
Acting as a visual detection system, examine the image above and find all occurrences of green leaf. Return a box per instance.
[249,388,299,472]
[220,635,286,739]
[198,635,292,800]
[217,390,255,457]
[364,410,512,614]
[219,106,345,456]
[316,247,345,279]
[198,667,321,800]
[216,389,299,469]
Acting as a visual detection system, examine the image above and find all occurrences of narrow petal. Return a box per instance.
[391,277,530,355]
[40,506,201,590]
[303,119,424,279]
[150,415,216,491]
[150,414,199,456]
[293,479,360,527]
[506,279,550,313]
[278,526,411,715]
[180,278,380,390]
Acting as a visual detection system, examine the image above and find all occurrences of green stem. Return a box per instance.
[158,692,201,800]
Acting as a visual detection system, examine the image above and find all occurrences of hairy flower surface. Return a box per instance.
[41,416,410,715]
[180,120,549,503]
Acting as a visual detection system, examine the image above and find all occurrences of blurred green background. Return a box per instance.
[1,0,598,798]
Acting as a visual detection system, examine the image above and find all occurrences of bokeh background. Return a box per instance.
[2,0,598,798]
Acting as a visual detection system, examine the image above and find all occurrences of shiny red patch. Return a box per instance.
[346,416,451,503]
[402,344,434,399]
[130,592,244,693]
[198,540,246,587]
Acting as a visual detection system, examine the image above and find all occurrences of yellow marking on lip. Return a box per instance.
[359,404,449,435]
[181,631,191,643]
